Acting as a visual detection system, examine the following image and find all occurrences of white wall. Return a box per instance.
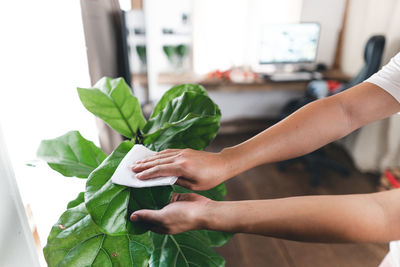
[197,0,346,121]
[191,0,346,73]
[341,0,400,75]
[147,0,347,121]
[192,0,303,74]
[300,0,346,67]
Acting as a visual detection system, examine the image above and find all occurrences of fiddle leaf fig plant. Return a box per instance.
[38,77,231,266]
[36,131,107,178]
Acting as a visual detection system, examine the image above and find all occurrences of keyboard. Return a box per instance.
[269,72,313,82]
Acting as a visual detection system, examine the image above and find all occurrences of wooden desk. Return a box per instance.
[131,69,350,92]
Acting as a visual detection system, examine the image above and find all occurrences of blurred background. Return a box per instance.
[1,0,400,266]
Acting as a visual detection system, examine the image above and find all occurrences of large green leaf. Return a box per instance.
[151,84,208,118]
[131,187,173,210]
[85,141,134,235]
[197,230,232,248]
[144,91,217,135]
[44,196,153,267]
[66,192,85,209]
[143,92,221,151]
[77,77,146,138]
[85,141,173,235]
[37,131,106,178]
[150,232,225,267]
[128,186,173,234]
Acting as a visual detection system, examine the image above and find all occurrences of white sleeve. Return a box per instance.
[390,241,400,267]
[365,52,400,103]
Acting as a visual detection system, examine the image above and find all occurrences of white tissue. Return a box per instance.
[111,144,178,188]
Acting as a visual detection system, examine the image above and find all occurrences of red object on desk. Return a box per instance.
[327,80,341,93]
[384,170,400,188]
[207,69,231,80]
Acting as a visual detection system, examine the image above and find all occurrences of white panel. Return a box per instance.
[0,124,40,267]
[144,0,193,99]
[144,0,162,101]
[192,0,248,74]
[300,0,346,67]
[208,90,303,121]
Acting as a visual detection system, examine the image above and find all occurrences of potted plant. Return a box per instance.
[37,77,231,266]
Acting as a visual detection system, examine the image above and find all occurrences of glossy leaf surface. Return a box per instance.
[85,141,173,235]
[77,77,146,138]
[151,84,208,118]
[66,191,85,209]
[150,232,225,267]
[128,186,173,234]
[44,196,153,267]
[197,230,233,248]
[85,141,134,235]
[37,131,106,178]
[143,91,221,151]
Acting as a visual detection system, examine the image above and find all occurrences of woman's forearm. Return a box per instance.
[203,190,400,243]
[221,82,400,178]
[221,94,351,177]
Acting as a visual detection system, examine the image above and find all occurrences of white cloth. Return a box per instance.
[111,144,178,188]
[366,52,400,267]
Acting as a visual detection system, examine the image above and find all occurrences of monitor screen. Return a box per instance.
[259,23,320,64]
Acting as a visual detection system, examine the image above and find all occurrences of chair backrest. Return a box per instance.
[342,35,385,90]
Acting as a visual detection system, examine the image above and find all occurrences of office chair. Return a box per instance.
[278,35,386,186]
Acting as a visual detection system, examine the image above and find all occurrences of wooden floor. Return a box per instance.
[206,132,388,267]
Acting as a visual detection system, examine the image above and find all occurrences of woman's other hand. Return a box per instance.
[130,193,213,234]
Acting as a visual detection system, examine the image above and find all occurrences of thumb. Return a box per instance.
[130,209,162,224]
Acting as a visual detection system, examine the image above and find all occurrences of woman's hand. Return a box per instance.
[131,149,233,190]
[130,190,400,243]
[130,193,213,234]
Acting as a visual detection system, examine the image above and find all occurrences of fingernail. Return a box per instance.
[136,174,142,179]
[130,214,138,221]
[136,160,141,163]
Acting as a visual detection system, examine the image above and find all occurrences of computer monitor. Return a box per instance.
[258,23,320,65]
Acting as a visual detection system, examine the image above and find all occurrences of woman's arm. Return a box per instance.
[222,82,400,177]
[131,189,400,243]
[132,82,400,190]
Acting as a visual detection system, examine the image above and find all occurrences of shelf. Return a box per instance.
[131,69,350,92]
[132,73,308,91]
